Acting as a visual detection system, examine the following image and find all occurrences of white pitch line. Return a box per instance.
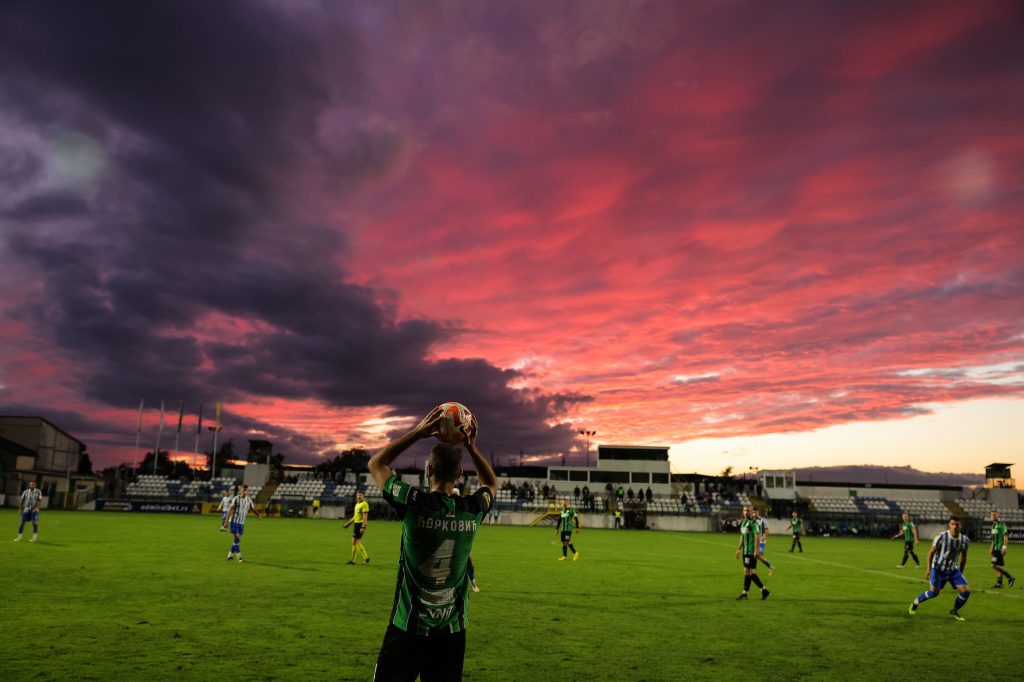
[677,534,1024,600]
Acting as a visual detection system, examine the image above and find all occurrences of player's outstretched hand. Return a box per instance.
[412,406,444,440]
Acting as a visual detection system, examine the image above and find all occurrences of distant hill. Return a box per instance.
[793,465,984,488]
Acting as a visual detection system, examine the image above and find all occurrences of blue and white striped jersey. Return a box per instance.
[21,488,42,513]
[227,495,257,525]
[756,518,769,537]
[218,494,232,512]
[931,530,969,571]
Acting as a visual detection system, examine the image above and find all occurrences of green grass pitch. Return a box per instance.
[2,511,1021,681]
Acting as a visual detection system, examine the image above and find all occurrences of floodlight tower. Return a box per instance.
[578,429,596,468]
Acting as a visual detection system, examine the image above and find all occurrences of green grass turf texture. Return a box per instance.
[2,511,1020,681]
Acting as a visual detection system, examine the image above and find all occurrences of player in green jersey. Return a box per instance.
[891,512,920,568]
[368,405,497,681]
[788,510,804,552]
[557,499,580,561]
[736,506,770,601]
[989,510,1015,588]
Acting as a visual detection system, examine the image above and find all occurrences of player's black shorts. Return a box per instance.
[374,623,466,682]
[903,541,915,552]
[353,525,365,540]
[742,554,757,569]
[991,552,1005,567]
[560,531,573,543]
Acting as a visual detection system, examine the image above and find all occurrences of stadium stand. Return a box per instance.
[960,497,1024,522]
[125,475,256,501]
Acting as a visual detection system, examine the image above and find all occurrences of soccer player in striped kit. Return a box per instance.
[752,508,775,575]
[14,480,42,542]
[222,485,261,562]
[909,515,970,620]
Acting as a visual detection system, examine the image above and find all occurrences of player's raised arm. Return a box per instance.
[464,421,497,494]
[368,407,443,489]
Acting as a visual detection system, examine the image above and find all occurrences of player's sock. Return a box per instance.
[351,546,359,562]
[563,546,568,557]
[750,574,764,589]
[743,575,752,592]
[568,544,576,554]
[912,553,919,566]
[32,523,38,534]
[901,554,908,566]
[18,522,25,535]
[914,589,937,605]
[467,562,475,581]
[231,540,240,555]
[358,543,368,560]
[953,591,970,611]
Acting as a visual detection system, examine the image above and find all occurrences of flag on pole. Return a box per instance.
[174,400,184,452]
[153,400,165,474]
[155,400,165,450]
[193,401,203,456]
[215,401,221,430]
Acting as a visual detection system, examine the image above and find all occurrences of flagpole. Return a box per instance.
[210,402,221,481]
[153,400,165,475]
[193,401,203,472]
[133,399,144,478]
[174,400,183,454]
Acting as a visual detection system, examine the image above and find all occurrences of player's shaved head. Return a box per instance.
[428,442,463,484]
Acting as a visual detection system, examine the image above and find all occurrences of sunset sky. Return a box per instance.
[1,0,1021,477]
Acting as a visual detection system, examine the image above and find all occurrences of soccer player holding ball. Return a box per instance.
[368,404,496,681]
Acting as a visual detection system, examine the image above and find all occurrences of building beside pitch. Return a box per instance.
[0,415,91,509]
[547,445,672,495]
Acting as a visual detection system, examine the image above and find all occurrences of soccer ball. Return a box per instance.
[435,402,477,443]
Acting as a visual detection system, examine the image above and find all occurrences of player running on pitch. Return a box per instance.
[891,512,920,568]
[14,480,42,542]
[908,515,971,620]
[990,510,1015,588]
[736,506,770,601]
[788,510,804,552]
[217,489,231,531]
[752,508,775,575]
[223,485,261,562]
[557,499,581,561]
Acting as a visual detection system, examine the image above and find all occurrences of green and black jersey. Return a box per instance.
[740,518,758,555]
[790,517,804,536]
[992,520,1008,552]
[381,475,493,635]
[558,507,579,533]
[900,521,916,542]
